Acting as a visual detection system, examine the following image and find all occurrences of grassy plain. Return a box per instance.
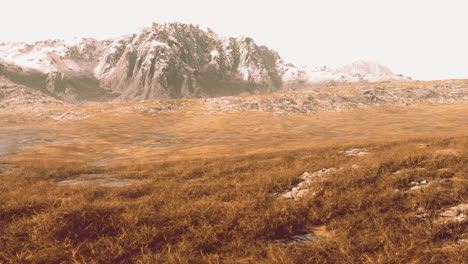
[0,84,466,263]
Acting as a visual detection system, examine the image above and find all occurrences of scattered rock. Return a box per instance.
[436,204,468,224]
[440,210,458,218]
[416,207,426,214]
[57,173,136,187]
[454,214,467,222]
[340,148,369,156]
[393,168,426,175]
[415,207,430,219]
[301,168,337,180]
[406,179,430,191]
[203,81,468,115]
[279,187,312,200]
[276,168,337,200]
[416,213,430,219]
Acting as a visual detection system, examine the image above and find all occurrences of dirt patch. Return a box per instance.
[434,149,460,156]
[57,173,137,187]
[274,226,331,246]
[0,129,50,156]
[0,164,11,174]
[0,136,15,156]
[88,158,113,167]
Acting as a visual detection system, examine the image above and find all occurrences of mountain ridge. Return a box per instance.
[0,22,411,104]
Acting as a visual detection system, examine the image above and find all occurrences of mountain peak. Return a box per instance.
[0,22,412,104]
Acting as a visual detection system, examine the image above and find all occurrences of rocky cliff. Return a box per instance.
[94,23,287,101]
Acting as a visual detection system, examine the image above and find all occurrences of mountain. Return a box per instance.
[0,22,411,104]
[94,23,288,101]
[0,76,63,111]
[284,61,411,88]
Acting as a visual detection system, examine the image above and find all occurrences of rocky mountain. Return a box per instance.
[0,22,411,105]
[94,23,289,101]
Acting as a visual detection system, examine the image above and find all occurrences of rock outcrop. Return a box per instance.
[204,80,468,115]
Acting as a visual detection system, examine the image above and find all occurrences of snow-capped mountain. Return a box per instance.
[284,61,411,88]
[93,23,288,100]
[0,22,411,103]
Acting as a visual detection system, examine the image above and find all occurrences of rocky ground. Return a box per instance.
[2,80,466,117]
[204,80,468,114]
[0,80,64,112]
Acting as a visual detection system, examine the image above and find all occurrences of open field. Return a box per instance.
[0,100,466,164]
[0,81,467,263]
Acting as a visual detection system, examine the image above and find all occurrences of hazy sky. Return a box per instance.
[2,0,467,80]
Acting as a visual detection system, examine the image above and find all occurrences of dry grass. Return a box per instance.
[0,136,466,263]
[1,102,466,165]
[0,85,467,263]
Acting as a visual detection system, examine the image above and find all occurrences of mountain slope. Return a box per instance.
[95,23,287,101]
[0,23,411,104]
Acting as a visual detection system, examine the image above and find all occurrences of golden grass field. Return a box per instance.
[0,81,467,263]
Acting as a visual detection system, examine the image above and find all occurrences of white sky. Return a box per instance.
[2,0,467,80]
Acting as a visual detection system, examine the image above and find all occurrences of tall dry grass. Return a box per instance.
[0,137,466,263]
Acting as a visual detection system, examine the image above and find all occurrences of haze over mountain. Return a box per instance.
[0,22,412,104]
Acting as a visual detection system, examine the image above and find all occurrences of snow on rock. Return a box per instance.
[339,60,394,76]
[283,60,411,87]
[0,38,105,73]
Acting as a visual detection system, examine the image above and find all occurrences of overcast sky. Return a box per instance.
[2,0,467,80]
